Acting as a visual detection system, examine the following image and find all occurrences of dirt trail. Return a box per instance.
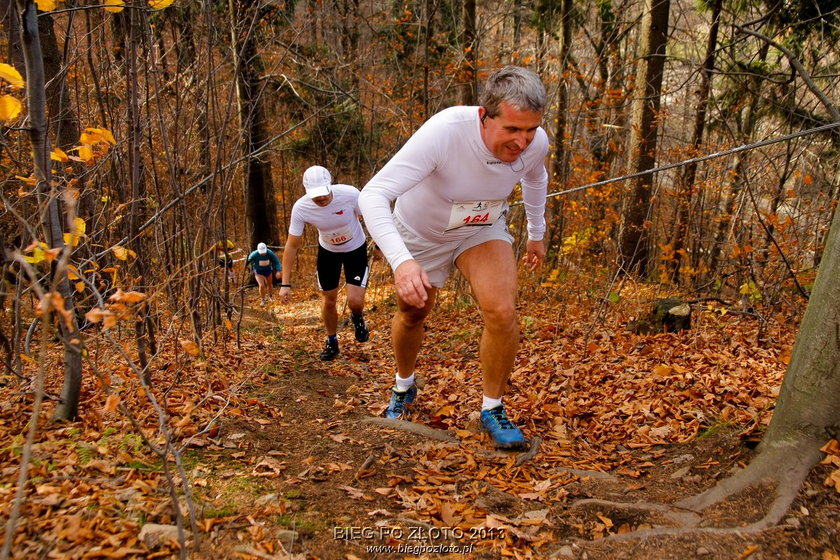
[197,290,840,560]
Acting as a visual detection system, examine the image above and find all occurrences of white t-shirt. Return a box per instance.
[288,184,367,253]
[359,105,548,271]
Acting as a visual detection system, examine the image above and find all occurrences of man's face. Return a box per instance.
[311,193,332,207]
[479,101,542,163]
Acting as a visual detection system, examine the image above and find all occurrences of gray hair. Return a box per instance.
[479,66,547,118]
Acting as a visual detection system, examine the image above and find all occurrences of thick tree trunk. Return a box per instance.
[619,0,670,275]
[678,188,840,519]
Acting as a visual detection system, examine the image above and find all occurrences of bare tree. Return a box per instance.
[13,0,83,422]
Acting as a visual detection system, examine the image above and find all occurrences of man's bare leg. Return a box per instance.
[392,288,437,379]
[456,240,519,399]
[321,288,339,335]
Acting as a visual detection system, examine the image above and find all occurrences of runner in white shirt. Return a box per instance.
[359,66,549,449]
[279,166,371,361]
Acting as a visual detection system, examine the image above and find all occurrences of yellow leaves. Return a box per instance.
[0,94,22,121]
[35,0,57,11]
[64,217,87,247]
[24,240,62,265]
[0,63,24,88]
[73,127,116,164]
[112,245,136,261]
[80,127,116,146]
[148,0,174,9]
[739,280,761,302]
[16,174,37,187]
[72,145,93,162]
[0,63,24,122]
[541,268,560,288]
[51,148,70,162]
[104,0,125,12]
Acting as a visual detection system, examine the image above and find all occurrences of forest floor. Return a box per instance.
[2,269,839,559]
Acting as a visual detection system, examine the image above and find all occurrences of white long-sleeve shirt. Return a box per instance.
[359,106,548,271]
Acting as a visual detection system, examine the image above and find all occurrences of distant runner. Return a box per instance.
[246,242,281,306]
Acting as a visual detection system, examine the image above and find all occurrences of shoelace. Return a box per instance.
[487,408,515,430]
[392,390,411,411]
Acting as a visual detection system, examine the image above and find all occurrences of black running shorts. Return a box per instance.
[316,243,369,291]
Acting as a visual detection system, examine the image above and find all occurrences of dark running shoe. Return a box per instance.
[480,405,526,449]
[384,385,417,419]
[319,338,339,361]
[351,314,369,343]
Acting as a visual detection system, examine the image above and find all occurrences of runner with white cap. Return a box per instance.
[246,242,282,306]
[279,165,371,361]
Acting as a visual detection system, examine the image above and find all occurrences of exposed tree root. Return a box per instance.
[363,417,459,442]
[581,520,792,545]
[558,467,617,481]
[573,498,700,528]
[515,436,542,465]
[574,439,826,544]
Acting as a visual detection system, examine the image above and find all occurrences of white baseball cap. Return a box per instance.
[302,165,332,199]
[257,242,267,254]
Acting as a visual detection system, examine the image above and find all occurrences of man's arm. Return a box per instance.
[520,129,550,272]
[279,235,301,303]
[358,113,447,272]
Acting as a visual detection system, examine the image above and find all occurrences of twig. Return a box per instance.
[354,453,378,481]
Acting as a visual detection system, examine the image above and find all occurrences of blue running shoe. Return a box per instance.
[480,405,526,449]
[384,386,417,419]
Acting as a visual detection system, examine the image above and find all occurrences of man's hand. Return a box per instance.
[279,286,291,304]
[274,270,282,280]
[522,239,546,272]
[394,260,432,308]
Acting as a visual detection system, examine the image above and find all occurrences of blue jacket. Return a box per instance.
[246,249,281,274]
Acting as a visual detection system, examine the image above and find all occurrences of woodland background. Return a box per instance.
[1,0,839,559]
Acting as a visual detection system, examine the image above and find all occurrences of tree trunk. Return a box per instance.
[553,0,572,187]
[231,0,280,250]
[15,0,83,421]
[619,0,670,276]
[460,0,477,105]
[671,0,721,285]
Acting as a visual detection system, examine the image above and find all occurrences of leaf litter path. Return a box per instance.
[1,282,836,559]
[204,285,839,560]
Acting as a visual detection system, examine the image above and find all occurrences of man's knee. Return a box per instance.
[321,290,339,307]
[480,300,517,330]
[396,306,429,328]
